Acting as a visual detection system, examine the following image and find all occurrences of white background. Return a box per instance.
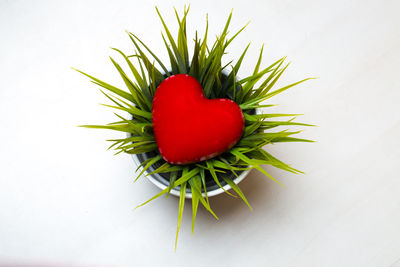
[1,0,400,266]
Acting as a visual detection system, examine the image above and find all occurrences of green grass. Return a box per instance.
[76,6,315,250]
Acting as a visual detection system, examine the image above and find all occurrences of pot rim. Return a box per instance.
[131,153,252,198]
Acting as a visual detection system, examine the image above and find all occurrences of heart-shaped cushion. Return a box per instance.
[152,74,244,165]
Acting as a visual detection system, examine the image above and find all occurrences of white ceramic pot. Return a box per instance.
[131,152,251,198]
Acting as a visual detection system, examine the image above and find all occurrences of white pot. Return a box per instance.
[131,153,251,198]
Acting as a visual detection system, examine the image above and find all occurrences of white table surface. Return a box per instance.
[1,0,400,266]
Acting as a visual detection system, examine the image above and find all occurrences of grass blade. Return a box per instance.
[188,176,201,234]
[222,176,252,210]
[175,180,187,251]
[73,68,134,103]
[206,161,236,197]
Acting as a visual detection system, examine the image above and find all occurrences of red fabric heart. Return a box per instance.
[152,74,244,164]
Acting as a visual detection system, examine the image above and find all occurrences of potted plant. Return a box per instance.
[75,6,314,249]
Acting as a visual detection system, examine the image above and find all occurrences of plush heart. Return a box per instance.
[152,74,244,164]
